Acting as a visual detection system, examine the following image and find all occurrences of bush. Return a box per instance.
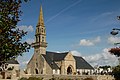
[19,77,28,80]
[112,65,120,80]
[28,77,43,80]
[49,78,56,80]
[19,77,43,80]
[84,78,93,80]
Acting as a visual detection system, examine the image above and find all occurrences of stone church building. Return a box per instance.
[27,6,94,75]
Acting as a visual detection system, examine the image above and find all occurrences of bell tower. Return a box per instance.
[32,6,47,55]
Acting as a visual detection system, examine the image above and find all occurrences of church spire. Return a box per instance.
[37,5,44,27]
[32,5,47,55]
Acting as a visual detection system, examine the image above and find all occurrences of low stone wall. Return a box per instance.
[0,79,17,80]
[0,74,115,80]
[20,74,115,80]
[97,75,115,80]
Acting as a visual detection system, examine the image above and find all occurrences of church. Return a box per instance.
[27,6,94,75]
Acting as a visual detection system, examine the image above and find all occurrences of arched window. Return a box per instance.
[41,69,43,74]
[38,28,39,32]
[36,62,38,67]
[35,69,39,74]
[42,36,44,42]
[41,28,43,33]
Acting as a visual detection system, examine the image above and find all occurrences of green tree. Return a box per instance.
[112,65,120,80]
[109,16,120,80]
[109,17,120,57]
[0,0,30,70]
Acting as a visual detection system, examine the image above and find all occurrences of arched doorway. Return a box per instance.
[35,69,39,74]
[67,66,72,74]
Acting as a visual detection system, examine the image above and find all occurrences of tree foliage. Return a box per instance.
[109,47,120,57]
[112,65,120,80]
[0,0,30,65]
[84,78,93,80]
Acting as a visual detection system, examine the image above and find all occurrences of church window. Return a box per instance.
[35,69,39,74]
[41,28,43,33]
[36,62,38,67]
[41,70,43,74]
[38,28,39,32]
[42,37,44,42]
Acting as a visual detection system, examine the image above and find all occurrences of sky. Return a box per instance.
[17,0,120,69]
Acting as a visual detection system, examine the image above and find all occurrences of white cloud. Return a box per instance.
[79,36,101,46]
[84,48,118,67]
[94,36,101,43]
[18,25,34,32]
[27,25,34,32]
[108,36,120,44]
[71,50,81,56]
[80,39,94,46]
[25,39,35,44]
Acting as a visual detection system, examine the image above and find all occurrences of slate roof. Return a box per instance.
[41,51,69,69]
[6,60,19,64]
[74,56,94,69]
[42,54,59,69]
[46,51,68,61]
[42,51,94,70]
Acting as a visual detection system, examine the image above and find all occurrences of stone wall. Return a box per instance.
[0,79,18,80]
[64,52,76,75]
[20,74,115,80]
[27,54,45,74]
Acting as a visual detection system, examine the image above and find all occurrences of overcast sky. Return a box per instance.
[17,0,120,69]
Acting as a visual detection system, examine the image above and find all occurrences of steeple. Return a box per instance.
[32,5,47,55]
[37,5,44,27]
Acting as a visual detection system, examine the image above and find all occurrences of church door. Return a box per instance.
[67,66,72,74]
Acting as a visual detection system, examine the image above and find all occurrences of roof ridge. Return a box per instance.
[73,55,82,58]
[46,51,69,54]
